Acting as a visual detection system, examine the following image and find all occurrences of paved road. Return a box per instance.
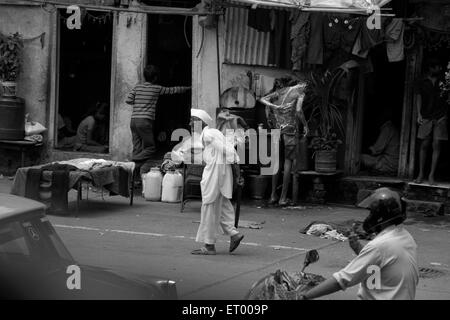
[38,188,450,300]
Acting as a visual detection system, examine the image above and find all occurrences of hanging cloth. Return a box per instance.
[385,18,405,62]
[268,10,292,69]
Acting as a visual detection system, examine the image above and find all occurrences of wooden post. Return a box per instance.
[354,70,365,175]
[344,87,355,175]
[347,70,366,175]
[408,46,424,179]
[398,51,416,178]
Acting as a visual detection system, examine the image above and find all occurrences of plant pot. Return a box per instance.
[0,96,25,140]
[1,81,17,97]
[247,175,270,199]
[315,150,337,173]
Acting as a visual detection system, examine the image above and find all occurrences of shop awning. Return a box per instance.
[221,0,392,14]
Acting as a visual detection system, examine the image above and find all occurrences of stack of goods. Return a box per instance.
[249,270,325,300]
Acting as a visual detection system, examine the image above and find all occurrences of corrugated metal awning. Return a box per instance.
[221,0,392,14]
[224,7,272,66]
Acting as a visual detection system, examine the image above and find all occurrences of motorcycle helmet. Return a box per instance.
[357,187,406,234]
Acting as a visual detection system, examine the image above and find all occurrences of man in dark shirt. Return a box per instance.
[415,58,448,185]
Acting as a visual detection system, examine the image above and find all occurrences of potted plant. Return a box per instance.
[305,61,357,173]
[0,32,23,97]
[309,133,342,173]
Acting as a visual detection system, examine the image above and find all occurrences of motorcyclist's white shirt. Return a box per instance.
[333,225,419,300]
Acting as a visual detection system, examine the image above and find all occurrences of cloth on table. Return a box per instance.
[24,164,78,212]
[58,158,135,197]
[11,159,135,201]
[300,219,371,240]
[24,168,43,201]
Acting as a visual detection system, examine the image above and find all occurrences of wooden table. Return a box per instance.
[0,139,43,168]
[293,170,343,204]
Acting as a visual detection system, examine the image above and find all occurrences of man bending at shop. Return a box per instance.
[125,64,190,178]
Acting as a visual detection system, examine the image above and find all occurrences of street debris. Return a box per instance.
[305,224,348,241]
[282,206,306,210]
[300,219,371,240]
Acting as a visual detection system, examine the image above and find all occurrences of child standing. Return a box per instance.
[126,65,190,176]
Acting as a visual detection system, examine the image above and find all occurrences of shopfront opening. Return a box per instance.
[55,9,113,154]
[359,44,406,178]
[145,13,193,159]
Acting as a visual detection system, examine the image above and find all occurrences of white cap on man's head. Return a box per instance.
[191,108,214,128]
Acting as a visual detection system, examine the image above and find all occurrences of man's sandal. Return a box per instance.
[191,247,216,255]
[229,234,244,253]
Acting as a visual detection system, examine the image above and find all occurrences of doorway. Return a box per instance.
[146,13,193,158]
[55,9,113,154]
[359,44,406,177]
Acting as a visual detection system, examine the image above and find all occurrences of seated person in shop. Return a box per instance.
[57,113,76,141]
[260,77,309,206]
[58,102,108,153]
[360,110,399,176]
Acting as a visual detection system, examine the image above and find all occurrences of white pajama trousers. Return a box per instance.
[196,193,239,244]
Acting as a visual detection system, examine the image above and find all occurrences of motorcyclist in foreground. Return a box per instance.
[298,188,419,300]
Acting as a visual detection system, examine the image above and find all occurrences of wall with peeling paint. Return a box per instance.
[0,6,51,127]
[110,12,147,160]
[191,15,220,126]
[0,5,51,173]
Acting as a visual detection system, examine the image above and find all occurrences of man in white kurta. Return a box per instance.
[173,109,244,255]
